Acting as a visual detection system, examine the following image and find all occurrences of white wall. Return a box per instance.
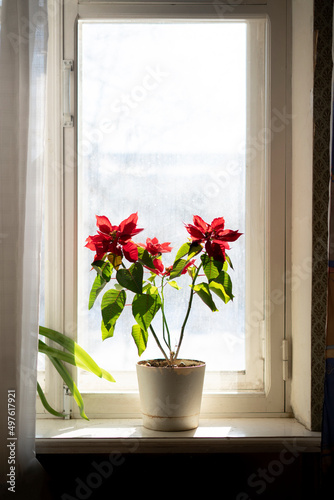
[290,0,314,429]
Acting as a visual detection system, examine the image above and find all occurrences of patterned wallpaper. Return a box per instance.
[312,0,333,431]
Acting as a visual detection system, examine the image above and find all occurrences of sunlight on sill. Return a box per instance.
[36,418,321,455]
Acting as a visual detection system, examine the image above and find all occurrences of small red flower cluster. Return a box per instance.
[138,237,172,275]
[85,213,143,263]
[185,215,242,263]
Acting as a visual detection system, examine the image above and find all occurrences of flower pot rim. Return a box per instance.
[137,358,206,369]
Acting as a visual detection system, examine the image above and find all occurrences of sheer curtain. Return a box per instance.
[0,0,50,497]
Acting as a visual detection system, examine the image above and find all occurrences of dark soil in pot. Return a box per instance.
[138,359,205,368]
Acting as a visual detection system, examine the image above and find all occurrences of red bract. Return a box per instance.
[138,237,172,275]
[138,237,172,256]
[118,213,144,243]
[185,215,242,263]
[95,215,117,235]
[84,234,115,262]
[152,258,164,275]
[142,257,165,276]
[181,259,196,275]
[85,213,143,262]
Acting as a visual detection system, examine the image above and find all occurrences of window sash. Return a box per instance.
[37,0,289,419]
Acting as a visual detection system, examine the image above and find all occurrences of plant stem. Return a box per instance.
[149,324,170,363]
[175,263,202,360]
[160,278,171,351]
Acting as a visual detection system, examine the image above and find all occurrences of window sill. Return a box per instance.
[36,417,321,455]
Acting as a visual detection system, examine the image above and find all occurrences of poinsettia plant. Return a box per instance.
[85,213,242,365]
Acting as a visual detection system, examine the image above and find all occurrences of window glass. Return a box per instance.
[77,20,264,392]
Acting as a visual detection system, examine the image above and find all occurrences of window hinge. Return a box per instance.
[260,319,266,359]
[63,384,72,419]
[62,59,74,128]
[282,339,289,381]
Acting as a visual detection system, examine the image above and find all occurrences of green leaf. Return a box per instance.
[88,274,108,310]
[137,247,155,268]
[169,258,188,279]
[142,283,152,293]
[116,262,143,294]
[175,242,192,261]
[144,284,159,296]
[209,271,234,304]
[39,326,104,377]
[49,357,89,421]
[39,339,80,366]
[187,242,203,260]
[168,280,182,290]
[38,326,116,420]
[38,339,115,382]
[37,381,66,418]
[225,253,234,270]
[174,242,202,262]
[101,319,115,341]
[132,293,161,332]
[201,254,223,281]
[100,368,115,383]
[131,324,148,356]
[217,270,234,300]
[192,282,218,312]
[91,260,113,281]
[101,289,126,340]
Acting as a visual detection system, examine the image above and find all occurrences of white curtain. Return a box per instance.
[0,0,50,497]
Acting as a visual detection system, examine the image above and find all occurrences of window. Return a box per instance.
[37,0,290,419]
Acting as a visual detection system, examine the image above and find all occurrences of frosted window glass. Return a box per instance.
[77,21,247,391]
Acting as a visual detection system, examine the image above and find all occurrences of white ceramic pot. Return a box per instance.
[136,359,206,431]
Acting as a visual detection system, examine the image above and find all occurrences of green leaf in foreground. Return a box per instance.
[174,242,192,261]
[39,326,104,377]
[225,253,233,270]
[89,274,108,310]
[37,381,66,418]
[38,339,115,382]
[191,282,218,312]
[201,254,223,281]
[131,324,148,356]
[101,319,115,341]
[168,280,182,290]
[187,242,203,260]
[91,260,113,281]
[137,247,155,269]
[116,262,143,294]
[209,271,234,304]
[169,258,188,279]
[174,241,202,261]
[101,289,126,340]
[49,357,89,421]
[132,293,161,332]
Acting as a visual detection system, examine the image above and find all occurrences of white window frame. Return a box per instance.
[37,0,291,420]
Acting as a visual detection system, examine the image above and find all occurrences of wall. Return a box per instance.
[310,0,332,431]
[290,0,314,429]
[290,0,333,431]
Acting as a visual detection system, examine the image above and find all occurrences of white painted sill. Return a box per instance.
[36,418,321,455]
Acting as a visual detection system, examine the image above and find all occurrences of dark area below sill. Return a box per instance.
[36,450,328,500]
